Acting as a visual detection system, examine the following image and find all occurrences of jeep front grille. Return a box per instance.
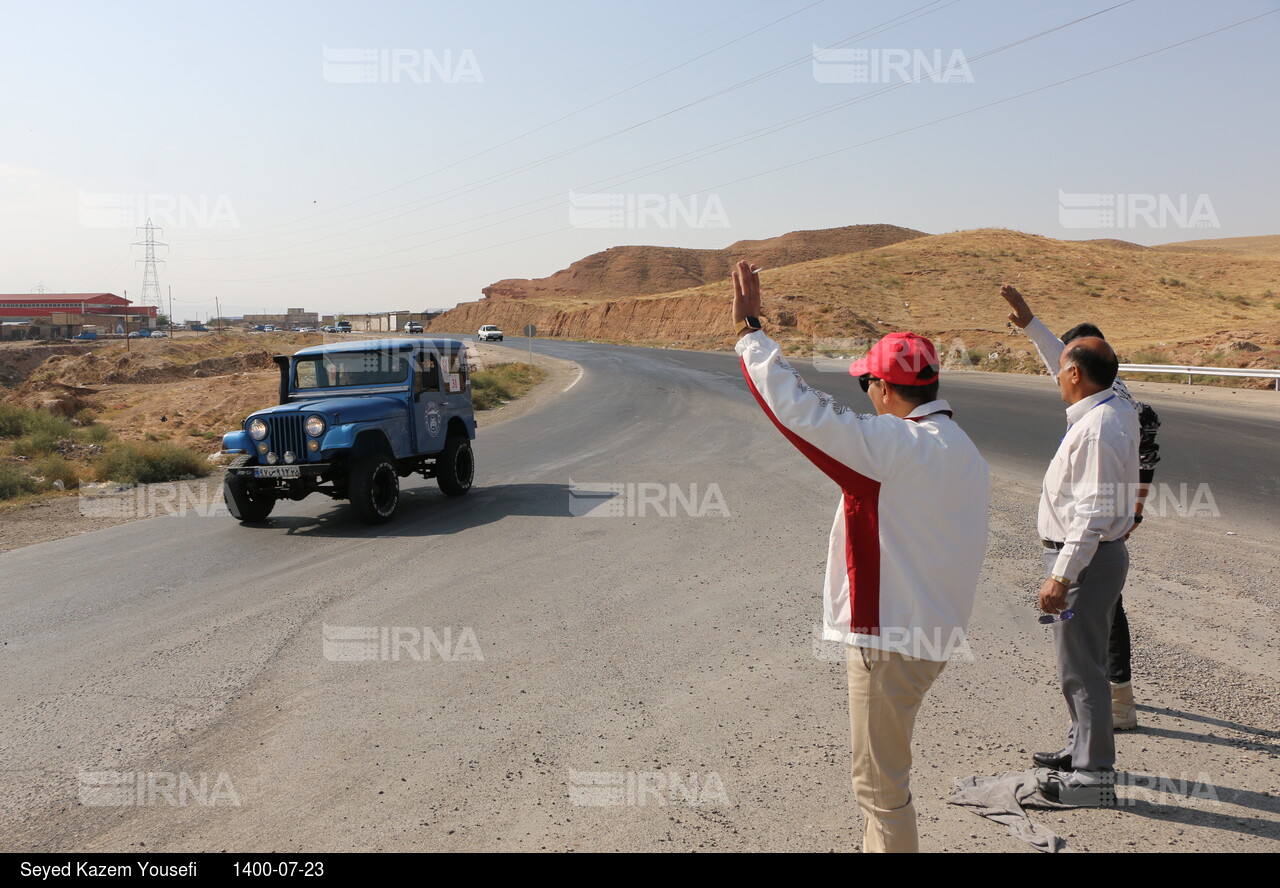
[265,414,307,459]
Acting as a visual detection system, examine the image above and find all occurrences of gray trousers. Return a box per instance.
[1044,541,1129,771]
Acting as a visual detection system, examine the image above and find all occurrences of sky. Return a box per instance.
[1,0,1277,320]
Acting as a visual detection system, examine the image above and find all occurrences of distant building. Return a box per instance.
[0,293,156,340]
[243,307,319,329]
[339,310,442,332]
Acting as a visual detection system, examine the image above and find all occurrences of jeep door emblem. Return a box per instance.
[425,402,442,436]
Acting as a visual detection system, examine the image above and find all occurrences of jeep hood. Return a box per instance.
[250,396,403,424]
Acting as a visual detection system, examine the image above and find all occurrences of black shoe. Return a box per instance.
[1038,769,1116,806]
[1032,751,1072,770]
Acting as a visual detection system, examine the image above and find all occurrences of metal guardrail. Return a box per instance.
[1120,363,1280,390]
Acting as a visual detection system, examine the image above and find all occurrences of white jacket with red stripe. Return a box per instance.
[737,332,990,661]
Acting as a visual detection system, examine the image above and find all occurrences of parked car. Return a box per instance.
[404,321,423,333]
[150,330,169,338]
[476,325,503,341]
[220,338,476,524]
[74,330,98,340]
[335,321,352,333]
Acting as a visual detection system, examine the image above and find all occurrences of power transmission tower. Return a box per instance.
[133,219,167,317]
[31,281,52,294]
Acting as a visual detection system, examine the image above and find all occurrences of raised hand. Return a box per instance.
[732,259,762,333]
[1000,284,1034,329]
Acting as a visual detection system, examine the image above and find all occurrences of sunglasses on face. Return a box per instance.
[858,374,880,393]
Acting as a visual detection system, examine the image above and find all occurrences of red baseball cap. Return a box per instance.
[848,332,940,386]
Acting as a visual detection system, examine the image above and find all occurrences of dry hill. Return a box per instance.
[430,226,1280,384]
[1157,234,1280,260]
[480,224,926,301]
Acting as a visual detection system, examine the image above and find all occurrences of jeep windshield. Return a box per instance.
[293,352,411,390]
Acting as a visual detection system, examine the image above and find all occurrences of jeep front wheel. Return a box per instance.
[349,455,400,523]
[224,474,275,522]
[436,436,474,496]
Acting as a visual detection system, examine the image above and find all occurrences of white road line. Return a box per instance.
[563,367,584,392]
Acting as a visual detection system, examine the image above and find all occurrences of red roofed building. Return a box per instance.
[0,293,156,339]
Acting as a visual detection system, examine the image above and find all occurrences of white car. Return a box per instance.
[476,325,503,342]
[150,330,169,338]
[404,321,424,333]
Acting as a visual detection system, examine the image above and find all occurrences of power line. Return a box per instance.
[169,5,1273,286]
[176,0,1126,274]
[182,0,832,245]
[178,0,951,254]
[133,219,167,312]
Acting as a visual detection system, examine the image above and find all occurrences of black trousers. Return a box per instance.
[1108,594,1131,684]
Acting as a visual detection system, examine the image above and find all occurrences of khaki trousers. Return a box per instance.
[846,645,946,853]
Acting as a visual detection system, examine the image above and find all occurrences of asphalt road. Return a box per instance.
[2,336,1276,852]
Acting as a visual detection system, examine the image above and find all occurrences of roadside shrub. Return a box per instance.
[33,455,79,489]
[94,442,211,484]
[9,432,61,458]
[471,363,547,411]
[0,403,75,439]
[79,423,112,444]
[0,464,39,500]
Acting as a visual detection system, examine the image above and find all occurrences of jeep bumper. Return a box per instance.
[229,463,333,480]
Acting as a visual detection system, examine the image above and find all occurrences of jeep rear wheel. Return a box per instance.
[224,474,275,523]
[436,436,474,496]
[349,455,400,523]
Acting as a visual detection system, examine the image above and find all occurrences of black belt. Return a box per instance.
[1041,539,1121,550]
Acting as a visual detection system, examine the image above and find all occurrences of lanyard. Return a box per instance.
[1063,393,1115,439]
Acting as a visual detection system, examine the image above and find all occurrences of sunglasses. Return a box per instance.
[858,374,881,393]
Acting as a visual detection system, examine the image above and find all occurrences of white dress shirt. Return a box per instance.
[1038,388,1140,583]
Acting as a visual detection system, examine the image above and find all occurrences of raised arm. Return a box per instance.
[1001,284,1064,377]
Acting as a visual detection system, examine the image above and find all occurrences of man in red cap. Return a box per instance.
[731,261,989,852]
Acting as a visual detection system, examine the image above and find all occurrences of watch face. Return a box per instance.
[745,316,761,329]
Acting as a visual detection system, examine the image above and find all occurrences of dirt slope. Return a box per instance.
[480,224,927,301]
[431,227,1280,382]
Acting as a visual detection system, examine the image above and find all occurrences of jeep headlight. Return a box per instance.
[248,418,268,440]
[305,415,326,438]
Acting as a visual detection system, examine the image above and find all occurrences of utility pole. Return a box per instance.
[215,296,221,332]
[133,219,166,329]
[168,285,173,334]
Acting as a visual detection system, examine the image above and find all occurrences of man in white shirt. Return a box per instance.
[731,260,989,850]
[1000,285,1161,731]
[1032,336,1139,802]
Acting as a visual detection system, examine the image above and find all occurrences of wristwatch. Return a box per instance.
[741,316,762,331]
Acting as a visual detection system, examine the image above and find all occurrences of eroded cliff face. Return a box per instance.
[432,292,738,346]
[439,224,928,347]
[479,224,928,302]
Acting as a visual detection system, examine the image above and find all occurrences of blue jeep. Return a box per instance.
[220,338,475,524]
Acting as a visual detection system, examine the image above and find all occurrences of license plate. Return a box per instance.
[254,465,300,479]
